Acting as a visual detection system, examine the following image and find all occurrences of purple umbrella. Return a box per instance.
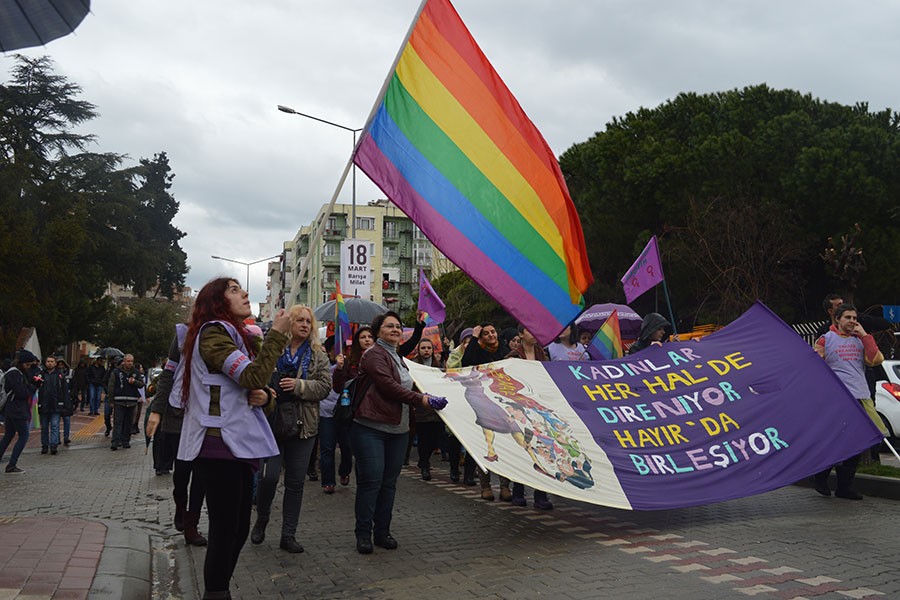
[575,303,643,339]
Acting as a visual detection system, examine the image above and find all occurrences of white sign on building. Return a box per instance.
[341,239,371,298]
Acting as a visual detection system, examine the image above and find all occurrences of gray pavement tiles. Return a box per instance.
[1,435,899,599]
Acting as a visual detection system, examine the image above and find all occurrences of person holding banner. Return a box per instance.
[628,313,673,355]
[462,323,516,501]
[546,325,586,361]
[352,311,447,554]
[411,339,445,481]
[505,325,553,510]
[812,303,887,500]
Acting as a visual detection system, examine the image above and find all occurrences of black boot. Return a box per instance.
[174,501,186,532]
[183,511,208,546]
[279,536,304,553]
[250,517,268,545]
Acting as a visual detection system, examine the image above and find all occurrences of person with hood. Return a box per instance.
[38,356,69,455]
[628,313,673,355]
[0,350,42,473]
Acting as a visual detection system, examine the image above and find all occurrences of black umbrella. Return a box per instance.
[98,347,124,359]
[0,0,91,52]
[314,298,387,325]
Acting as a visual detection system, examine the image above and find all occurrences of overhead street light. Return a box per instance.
[277,104,363,236]
[210,254,282,298]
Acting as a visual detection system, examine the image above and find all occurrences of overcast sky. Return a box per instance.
[5,0,899,307]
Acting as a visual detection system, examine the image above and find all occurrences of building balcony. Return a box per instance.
[323,254,341,266]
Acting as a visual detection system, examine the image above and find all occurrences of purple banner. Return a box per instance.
[549,302,883,509]
[411,302,884,510]
[621,235,664,303]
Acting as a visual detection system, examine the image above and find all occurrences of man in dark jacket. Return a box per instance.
[628,313,673,355]
[38,356,69,455]
[73,358,89,412]
[0,350,42,473]
[87,357,106,417]
[107,353,144,450]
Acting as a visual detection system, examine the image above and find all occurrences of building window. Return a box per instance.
[356,216,375,231]
[414,242,432,266]
[324,243,338,257]
[384,220,397,238]
[413,226,428,240]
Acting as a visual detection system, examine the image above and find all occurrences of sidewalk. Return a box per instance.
[0,414,153,600]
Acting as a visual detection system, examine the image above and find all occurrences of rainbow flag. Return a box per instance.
[334,283,351,354]
[586,309,624,361]
[353,0,592,345]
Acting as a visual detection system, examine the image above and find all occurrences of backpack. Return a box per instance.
[334,373,372,426]
[0,367,19,413]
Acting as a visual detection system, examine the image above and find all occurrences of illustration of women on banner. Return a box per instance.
[445,366,594,489]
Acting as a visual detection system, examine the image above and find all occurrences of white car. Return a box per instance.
[875,359,900,440]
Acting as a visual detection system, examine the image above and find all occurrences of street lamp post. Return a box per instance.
[210,254,282,298]
[277,104,362,236]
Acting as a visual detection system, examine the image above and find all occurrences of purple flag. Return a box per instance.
[418,269,446,325]
[408,301,884,510]
[621,236,664,303]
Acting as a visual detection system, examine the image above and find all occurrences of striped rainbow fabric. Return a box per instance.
[587,309,624,361]
[334,283,351,354]
[353,0,592,345]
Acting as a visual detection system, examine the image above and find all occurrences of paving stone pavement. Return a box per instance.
[1,424,899,600]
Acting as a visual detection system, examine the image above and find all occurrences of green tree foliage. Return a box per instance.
[560,85,900,326]
[94,298,190,368]
[0,55,189,351]
[429,270,514,341]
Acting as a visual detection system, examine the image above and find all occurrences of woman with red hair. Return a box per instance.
[176,277,290,600]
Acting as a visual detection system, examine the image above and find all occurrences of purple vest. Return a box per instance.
[177,320,278,461]
[168,323,188,410]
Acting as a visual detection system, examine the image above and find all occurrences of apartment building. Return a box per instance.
[265,199,454,316]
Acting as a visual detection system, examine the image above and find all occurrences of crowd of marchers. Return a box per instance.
[1,279,887,600]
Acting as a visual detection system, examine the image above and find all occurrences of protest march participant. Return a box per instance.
[812,303,886,500]
[177,277,290,599]
[628,313,673,355]
[351,311,447,554]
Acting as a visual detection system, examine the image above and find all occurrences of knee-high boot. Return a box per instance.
[174,500,186,532]
[183,511,208,546]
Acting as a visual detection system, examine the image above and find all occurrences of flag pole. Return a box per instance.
[884,438,900,463]
[294,0,429,302]
[662,280,678,335]
[355,0,430,138]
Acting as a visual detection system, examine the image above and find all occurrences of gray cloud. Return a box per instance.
[5,0,899,305]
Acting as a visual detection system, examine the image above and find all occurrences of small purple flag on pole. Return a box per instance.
[418,269,446,325]
[621,235,664,304]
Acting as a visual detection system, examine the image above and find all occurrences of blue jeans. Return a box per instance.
[351,423,408,540]
[0,418,30,468]
[256,436,316,538]
[40,412,61,447]
[62,415,71,442]
[104,394,114,430]
[89,383,103,415]
[319,416,352,487]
